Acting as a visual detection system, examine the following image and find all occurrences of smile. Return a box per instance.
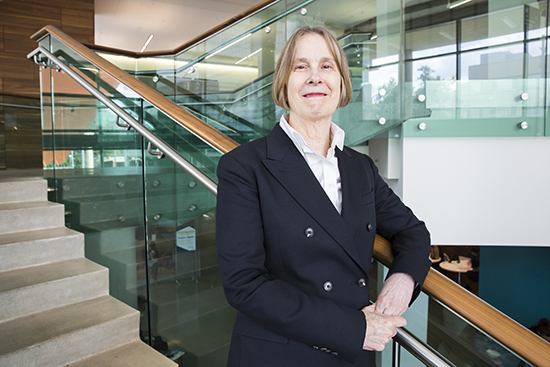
[303,93,327,98]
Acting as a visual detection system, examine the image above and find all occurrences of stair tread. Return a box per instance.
[0,295,138,357]
[0,226,81,247]
[0,258,105,293]
[0,200,62,211]
[66,340,177,367]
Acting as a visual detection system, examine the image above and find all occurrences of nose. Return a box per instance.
[307,70,322,85]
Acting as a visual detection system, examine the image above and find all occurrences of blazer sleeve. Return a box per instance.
[367,156,432,302]
[216,152,366,364]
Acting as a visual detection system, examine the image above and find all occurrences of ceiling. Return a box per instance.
[94,0,265,52]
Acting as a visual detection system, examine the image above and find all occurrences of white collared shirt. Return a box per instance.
[279,115,345,214]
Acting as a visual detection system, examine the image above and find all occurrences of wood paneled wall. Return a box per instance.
[0,0,94,98]
[0,0,93,169]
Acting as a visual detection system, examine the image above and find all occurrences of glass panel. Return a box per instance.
[136,55,176,98]
[44,36,148,338]
[461,7,524,52]
[405,22,457,60]
[143,151,231,366]
[370,259,533,367]
[525,1,547,40]
[402,0,547,139]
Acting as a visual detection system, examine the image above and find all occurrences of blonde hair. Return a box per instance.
[272,26,353,110]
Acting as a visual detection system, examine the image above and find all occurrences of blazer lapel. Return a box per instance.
[337,147,372,272]
[261,125,365,270]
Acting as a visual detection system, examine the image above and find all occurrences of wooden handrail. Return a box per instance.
[373,235,550,367]
[31,25,239,155]
[51,0,278,58]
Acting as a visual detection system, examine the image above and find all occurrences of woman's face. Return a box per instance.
[287,33,341,123]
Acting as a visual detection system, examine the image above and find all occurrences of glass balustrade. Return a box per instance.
[39,32,231,365]
[97,0,550,143]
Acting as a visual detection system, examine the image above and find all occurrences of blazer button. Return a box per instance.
[357,278,367,287]
[331,352,339,357]
[366,223,373,232]
[304,227,314,238]
[323,281,333,292]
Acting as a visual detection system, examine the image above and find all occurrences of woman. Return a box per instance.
[216,25,431,367]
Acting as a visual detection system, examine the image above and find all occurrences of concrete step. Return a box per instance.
[0,201,65,235]
[0,295,139,367]
[65,340,178,367]
[0,177,47,204]
[0,258,109,323]
[0,227,84,272]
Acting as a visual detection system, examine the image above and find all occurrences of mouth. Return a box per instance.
[303,93,327,98]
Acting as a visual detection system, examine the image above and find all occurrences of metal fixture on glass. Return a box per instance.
[189,204,198,212]
[300,8,307,15]
[418,94,426,102]
[153,213,162,221]
[520,92,529,101]
[379,117,387,125]
[188,181,197,188]
[379,88,387,96]
[152,180,161,188]
[117,181,125,188]
[118,216,126,222]
[518,121,528,130]
[418,122,427,130]
[152,75,159,83]
[265,26,271,34]
[62,184,70,191]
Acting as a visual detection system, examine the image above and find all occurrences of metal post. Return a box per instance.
[392,339,401,367]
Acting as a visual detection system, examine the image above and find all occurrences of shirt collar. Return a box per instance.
[279,114,345,158]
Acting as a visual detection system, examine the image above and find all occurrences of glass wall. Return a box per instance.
[402,0,548,138]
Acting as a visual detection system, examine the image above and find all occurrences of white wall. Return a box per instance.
[400,137,550,246]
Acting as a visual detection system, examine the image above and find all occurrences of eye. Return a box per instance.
[294,64,307,70]
[321,63,333,70]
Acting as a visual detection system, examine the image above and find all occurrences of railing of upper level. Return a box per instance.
[30,14,550,365]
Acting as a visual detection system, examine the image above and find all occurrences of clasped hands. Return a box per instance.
[362,273,415,351]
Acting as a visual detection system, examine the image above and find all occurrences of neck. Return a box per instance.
[287,113,332,157]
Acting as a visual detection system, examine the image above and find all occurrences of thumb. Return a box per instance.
[363,303,376,313]
[392,315,407,328]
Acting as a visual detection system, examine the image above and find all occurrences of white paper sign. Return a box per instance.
[176,226,196,251]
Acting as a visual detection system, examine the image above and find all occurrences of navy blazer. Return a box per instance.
[216,124,431,367]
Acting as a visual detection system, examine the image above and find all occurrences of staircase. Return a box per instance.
[0,172,176,367]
